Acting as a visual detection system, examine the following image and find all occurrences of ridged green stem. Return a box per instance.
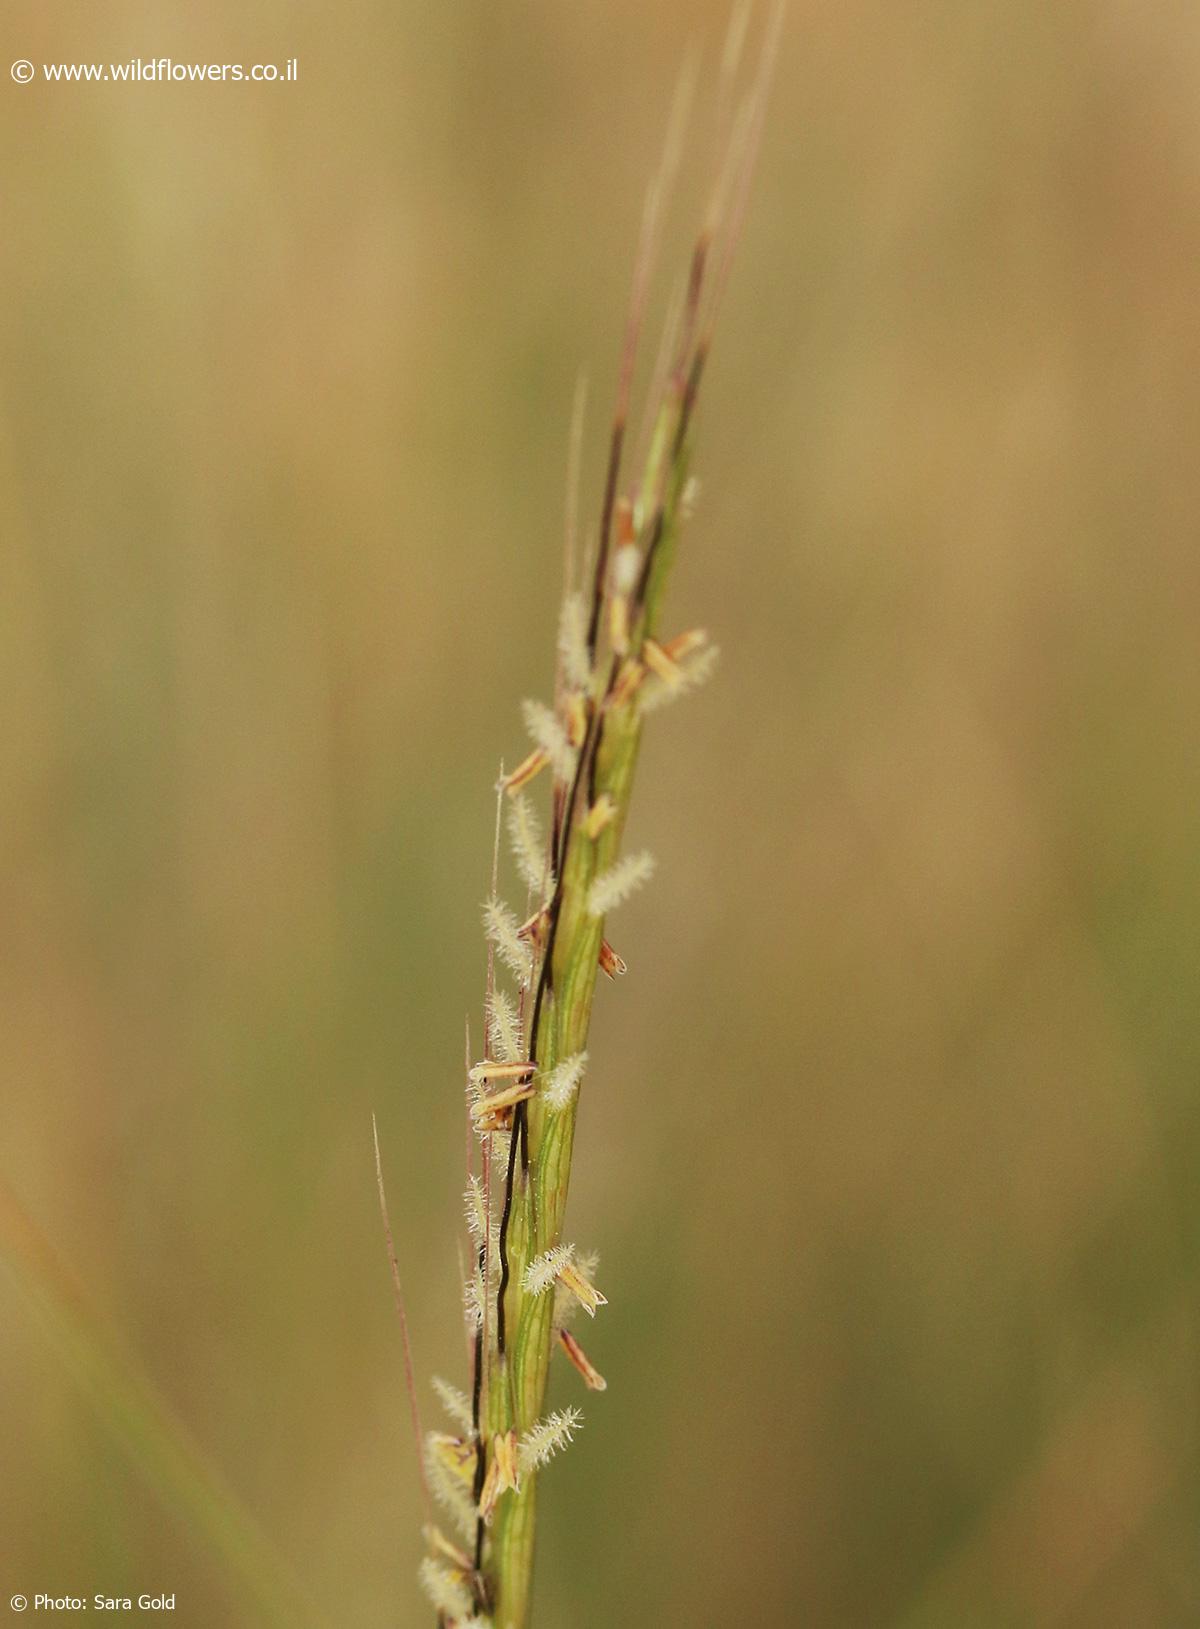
[487,409,691,1627]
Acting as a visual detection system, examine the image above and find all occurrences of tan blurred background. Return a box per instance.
[3,2,1199,1624]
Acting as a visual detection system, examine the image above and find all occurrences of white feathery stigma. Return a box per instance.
[613,542,641,593]
[487,988,523,1064]
[587,850,656,917]
[521,698,575,781]
[558,590,591,690]
[518,1407,584,1473]
[508,792,553,898]
[523,1242,575,1297]
[542,1051,587,1111]
[463,1177,488,1247]
[431,1375,474,1434]
[482,897,532,983]
[418,1557,473,1619]
[463,1175,499,1261]
[463,1264,484,1331]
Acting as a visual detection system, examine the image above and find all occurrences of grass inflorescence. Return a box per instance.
[394,15,782,1624]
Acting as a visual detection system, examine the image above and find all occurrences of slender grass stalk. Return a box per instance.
[415,18,780,1625]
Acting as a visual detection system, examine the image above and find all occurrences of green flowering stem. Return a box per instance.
[416,23,780,1617]
[486,415,691,1626]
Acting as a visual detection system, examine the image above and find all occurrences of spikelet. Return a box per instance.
[542,1050,587,1111]
[418,1556,473,1619]
[521,698,576,781]
[427,1430,475,1480]
[558,590,591,690]
[639,643,719,714]
[424,1437,477,1541]
[487,989,523,1064]
[432,1375,474,1434]
[478,1428,521,1522]
[588,851,656,917]
[564,690,588,747]
[508,792,553,897]
[482,897,532,983]
[518,1407,584,1473]
[609,657,645,708]
[523,1242,576,1297]
[583,795,617,839]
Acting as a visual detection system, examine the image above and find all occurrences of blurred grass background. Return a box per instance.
[2,2,1199,1624]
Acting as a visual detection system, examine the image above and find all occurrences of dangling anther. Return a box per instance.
[598,939,627,979]
[503,748,549,795]
[641,637,683,688]
[468,1060,535,1085]
[423,1525,473,1572]
[558,1328,607,1391]
[661,627,708,663]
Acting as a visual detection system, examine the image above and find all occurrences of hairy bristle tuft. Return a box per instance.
[508,792,554,898]
[558,591,591,690]
[462,1264,484,1331]
[587,850,656,916]
[418,1556,473,1619]
[523,1242,576,1297]
[487,988,523,1064]
[482,896,533,982]
[518,1407,584,1473]
[431,1375,474,1434]
[542,1051,588,1111]
[463,1176,488,1246]
[521,698,576,781]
